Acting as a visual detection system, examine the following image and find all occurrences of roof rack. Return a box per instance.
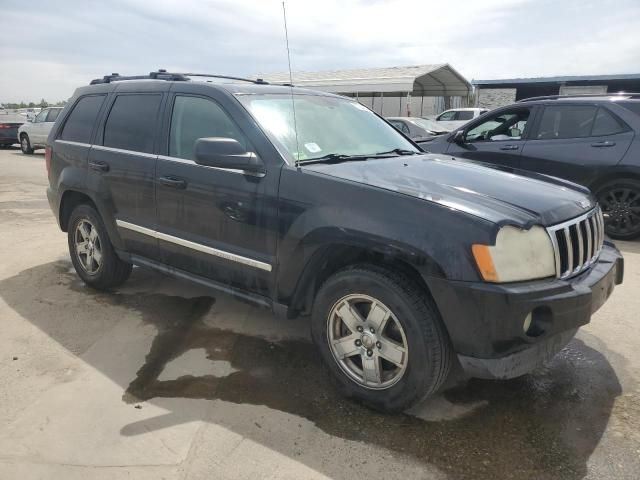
[518,93,640,102]
[90,69,271,85]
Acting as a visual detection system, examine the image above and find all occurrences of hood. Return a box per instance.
[304,154,595,227]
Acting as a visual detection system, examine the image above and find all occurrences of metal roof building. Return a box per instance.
[473,73,640,110]
[260,64,472,117]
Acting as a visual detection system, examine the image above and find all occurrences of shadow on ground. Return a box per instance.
[0,260,628,480]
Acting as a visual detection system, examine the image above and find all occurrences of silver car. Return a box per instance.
[18,107,63,154]
[386,116,450,141]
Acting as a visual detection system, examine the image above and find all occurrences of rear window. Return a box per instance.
[103,94,162,154]
[59,95,106,143]
[591,108,628,136]
[536,105,597,139]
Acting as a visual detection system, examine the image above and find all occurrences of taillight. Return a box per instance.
[0,124,10,129]
[45,146,52,179]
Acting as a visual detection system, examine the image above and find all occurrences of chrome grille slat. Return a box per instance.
[547,206,604,279]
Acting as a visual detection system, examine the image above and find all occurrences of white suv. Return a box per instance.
[433,108,488,130]
[18,107,63,154]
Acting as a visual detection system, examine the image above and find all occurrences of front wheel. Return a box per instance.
[596,179,640,240]
[68,204,132,289]
[311,265,452,412]
[20,134,34,154]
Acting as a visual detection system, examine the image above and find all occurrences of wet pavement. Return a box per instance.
[1,148,639,479]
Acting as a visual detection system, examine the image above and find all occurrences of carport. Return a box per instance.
[260,64,472,117]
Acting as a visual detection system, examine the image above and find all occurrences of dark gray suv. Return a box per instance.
[423,94,640,239]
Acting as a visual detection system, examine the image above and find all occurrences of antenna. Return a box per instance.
[282,1,301,166]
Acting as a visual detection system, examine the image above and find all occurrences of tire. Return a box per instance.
[596,179,640,240]
[20,134,34,154]
[67,204,132,289]
[311,264,452,412]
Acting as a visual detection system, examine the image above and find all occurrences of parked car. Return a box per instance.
[18,107,63,154]
[46,71,623,412]
[386,116,449,142]
[432,107,488,130]
[422,94,640,240]
[0,114,25,147]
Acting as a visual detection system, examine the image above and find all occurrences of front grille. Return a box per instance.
[547,206,604,279]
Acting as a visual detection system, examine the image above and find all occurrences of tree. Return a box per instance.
[39,98,48,108]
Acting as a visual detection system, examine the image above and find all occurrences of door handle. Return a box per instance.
[159,176,187,189]
[499,145,519,151]
[591,141,616,148]
[89,161,109,172]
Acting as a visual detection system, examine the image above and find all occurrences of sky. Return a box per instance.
[1,0,639,103]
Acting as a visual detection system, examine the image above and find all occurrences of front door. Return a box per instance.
[520,104,634,185]
[446,106,536,170]
[155,93,279,297]
[30,109,49,144]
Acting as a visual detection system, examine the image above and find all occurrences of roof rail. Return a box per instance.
[90,69,270,85]
[518,93,640,102]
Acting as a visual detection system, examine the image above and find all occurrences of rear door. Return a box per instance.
[520,104,634,185]
[445,105,536,169]
[91,86,166,260]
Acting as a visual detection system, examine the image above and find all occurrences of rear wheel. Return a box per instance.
[68,204,132,289]
[20,134,34,154]
[596,179,640,240]
[311,265,452,412]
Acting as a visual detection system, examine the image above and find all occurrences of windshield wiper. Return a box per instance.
[297,149,418,166]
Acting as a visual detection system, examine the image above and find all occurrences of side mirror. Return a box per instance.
[194,137,264,175]
[449,130,465,143]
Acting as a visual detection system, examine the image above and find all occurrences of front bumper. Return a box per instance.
[427,243,623,379]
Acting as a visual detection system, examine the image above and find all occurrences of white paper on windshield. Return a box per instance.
[304,142,321,153]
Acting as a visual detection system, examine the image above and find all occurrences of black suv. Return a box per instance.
[422,94,640,239]
[45,71,623,412]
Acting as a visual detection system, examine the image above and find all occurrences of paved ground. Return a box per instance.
[0,146,639,479]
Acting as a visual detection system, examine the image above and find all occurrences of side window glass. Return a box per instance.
[591,108,627,136]
[437,111,456,121]
[46,109,61,122]
[34,110,48,123]
[169,96,249,160]
[456,111,474,121]
[60,95,106,143]
[465,109,530,142]
[103,94,162,154]
[536,106,597,140]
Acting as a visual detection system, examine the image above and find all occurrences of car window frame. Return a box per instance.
[162,92,254,162]
[462,105,536,143]
[528,103,631,141]
[56,94,108,145]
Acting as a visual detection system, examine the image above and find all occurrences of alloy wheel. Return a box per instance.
[74,219,103,275]
[600,187,640,237]
[327,294,408,390]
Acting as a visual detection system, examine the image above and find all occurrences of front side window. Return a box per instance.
[437,111,456,121]
[46,108,61,123]
[34,109,48,123]
[169,96,248,160]
[103,94,162,154]
[60,95,106,143]
[465,109,531,142]
[536,105,597,140]
[237,94,418,162]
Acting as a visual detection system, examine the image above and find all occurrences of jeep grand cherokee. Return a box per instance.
[44,71,623,412]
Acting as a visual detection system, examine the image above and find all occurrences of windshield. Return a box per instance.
[237,94,419,162]
[411,118,449,133]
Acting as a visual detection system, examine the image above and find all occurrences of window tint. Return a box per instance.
[34,109,48,123]
[591,108,628,136]
[456,111,474,121]
[46,108,61,122]
[536,106,597,139]
[169,96,248,160]
[103,94,162,153]
[60,95,105,143]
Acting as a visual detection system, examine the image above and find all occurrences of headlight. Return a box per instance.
[472,225,556,282]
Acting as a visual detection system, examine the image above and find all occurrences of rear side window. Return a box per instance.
[60,95,105,143]
[46,108,61,122]
[103,94,162,154]
[536,105,597,139]
[456,111,474,121]
[591,108,628,136]
[169,95,248,160]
